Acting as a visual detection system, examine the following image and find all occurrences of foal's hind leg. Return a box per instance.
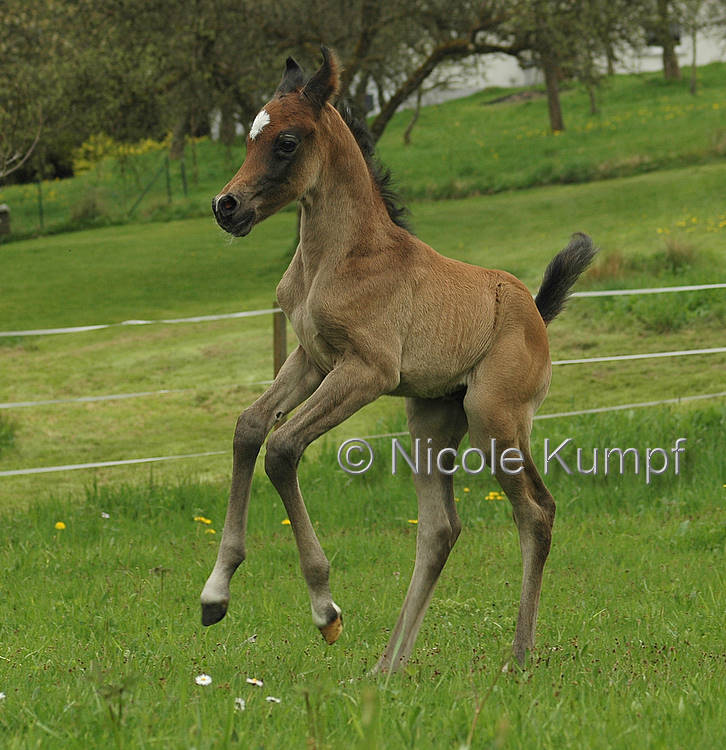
[464,369,555,667]
[374,397,468,673]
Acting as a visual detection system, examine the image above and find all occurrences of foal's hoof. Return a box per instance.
[319,615,343,645]
[201,601,228,626]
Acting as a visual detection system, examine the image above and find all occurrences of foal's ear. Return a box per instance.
[276,57,305,96]
[302,46,340,111]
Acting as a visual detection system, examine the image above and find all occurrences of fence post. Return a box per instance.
[36,181,44,230]
[165,157,172,203]
[180,160,188,197]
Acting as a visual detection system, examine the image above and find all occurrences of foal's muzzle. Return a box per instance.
[212,193,255,237]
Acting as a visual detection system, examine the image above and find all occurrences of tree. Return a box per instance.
[248,1,526,141]
[680,0,723,93]
[0,1,63,181]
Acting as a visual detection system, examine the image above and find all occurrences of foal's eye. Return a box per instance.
[277,136,298,155]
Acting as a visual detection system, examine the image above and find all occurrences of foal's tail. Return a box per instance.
[535,233,598,325]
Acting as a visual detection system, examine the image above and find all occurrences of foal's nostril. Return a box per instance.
[217,194,239,218]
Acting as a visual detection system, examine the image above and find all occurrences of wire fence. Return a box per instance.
[1,282,724,477]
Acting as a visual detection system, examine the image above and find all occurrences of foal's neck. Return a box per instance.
[298,111,393,276]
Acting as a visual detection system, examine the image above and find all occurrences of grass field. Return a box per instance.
[1,64,726,748]
[0,408,724,748]
[1,63,725,239]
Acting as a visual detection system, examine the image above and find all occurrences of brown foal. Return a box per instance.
[202,48,596,672]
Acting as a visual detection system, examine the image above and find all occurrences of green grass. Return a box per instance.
[1,63,725,239]
[1,406,724,748]
[1,161,725,507]
[1,63,726,747]
[379,63,726,199]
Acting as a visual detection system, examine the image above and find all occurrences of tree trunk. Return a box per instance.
[658,0,682,81]
[689,26,697,95]
[219,106,236,147]
[587,83,598,115]
[368,38,523,143]
[542,57,565,132]
[169,115,188,160]
[403,88,423,145]
[606,44,616,76]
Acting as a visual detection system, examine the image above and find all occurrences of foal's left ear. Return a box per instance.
[302,46,341,111]
[276,57,305,96]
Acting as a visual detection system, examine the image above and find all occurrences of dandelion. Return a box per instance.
[463,487,470,493]
[234,697,246,711]
[205,528,216,534]
[101,512,110,519]
[407,519,418,524]
[54,521,66,530]
[195,674,212,686]
[266,696,281,703]
[281,519,291,525]
[246,677,263,687]
[194,516,212,525]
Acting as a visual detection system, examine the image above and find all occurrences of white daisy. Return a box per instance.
[101,512,110,519]
[0,692,6,701]
[195,673,212,686]
[234,697,246,711]
[265,696,281,704]
[245,677,263,687]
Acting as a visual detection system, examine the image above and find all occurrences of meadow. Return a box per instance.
[1,66,725,748]
[1,62,726,239]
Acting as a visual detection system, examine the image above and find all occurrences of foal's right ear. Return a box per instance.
[275,57,305,96]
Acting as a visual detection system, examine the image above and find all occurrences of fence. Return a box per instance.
[0,143,228,240]
[1,283,724,477]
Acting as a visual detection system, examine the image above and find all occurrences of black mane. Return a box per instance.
[336,102,412,233]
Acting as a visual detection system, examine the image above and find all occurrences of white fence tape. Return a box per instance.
[0,452,227,477]
[0,389,187,410]
[2,348,724,411]
[570,283,726,297]
[2,391,724,478]
[2,283,723,338]
[552,346,726,366]
[0,308,281,338]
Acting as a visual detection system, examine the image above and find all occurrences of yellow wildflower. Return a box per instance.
[193,516,212,525]
[54,521,66,530]
[281,519,291,525]
[407,519,418,524]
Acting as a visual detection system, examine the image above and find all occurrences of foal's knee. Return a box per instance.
[264,431,299,485]
[233,407,268,459]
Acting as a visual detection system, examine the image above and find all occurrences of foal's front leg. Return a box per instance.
[201,346,322,626]
[264,357,397,643]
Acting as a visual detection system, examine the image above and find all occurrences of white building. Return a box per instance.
[414,30,726,108]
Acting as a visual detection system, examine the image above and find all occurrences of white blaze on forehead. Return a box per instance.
[249,108,271,140]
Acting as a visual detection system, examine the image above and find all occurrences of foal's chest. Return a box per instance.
[286,302,340,373]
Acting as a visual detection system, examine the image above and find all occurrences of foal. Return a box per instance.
[202,48,596,671]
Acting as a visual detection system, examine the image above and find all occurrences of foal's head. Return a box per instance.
[212,48,342,237]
